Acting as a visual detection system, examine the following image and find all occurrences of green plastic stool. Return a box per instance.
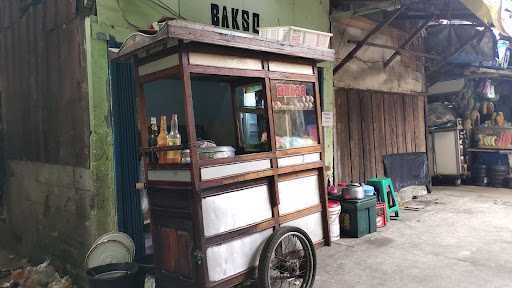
[367,178,400,222]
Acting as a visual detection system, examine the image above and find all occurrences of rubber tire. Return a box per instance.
[257,227,317,288]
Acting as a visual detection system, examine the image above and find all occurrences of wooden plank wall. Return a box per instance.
[0,0,89,167]
[334,88,427,183]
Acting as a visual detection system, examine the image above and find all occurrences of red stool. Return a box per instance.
[376,202,387,228]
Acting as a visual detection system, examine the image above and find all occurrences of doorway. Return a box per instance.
[110,61,146,259]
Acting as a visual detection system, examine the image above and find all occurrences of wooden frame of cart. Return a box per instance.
[113,20,335,288]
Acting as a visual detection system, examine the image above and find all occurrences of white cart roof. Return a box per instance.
[113,20,335,62]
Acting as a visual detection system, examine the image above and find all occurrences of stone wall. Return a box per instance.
[0,161,99,283]
[333,17,425,94]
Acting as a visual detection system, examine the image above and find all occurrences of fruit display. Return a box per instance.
[475,127,512,149]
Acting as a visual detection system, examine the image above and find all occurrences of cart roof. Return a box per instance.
[113,20,335,62]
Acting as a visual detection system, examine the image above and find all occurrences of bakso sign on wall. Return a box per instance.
[211,3,260,34]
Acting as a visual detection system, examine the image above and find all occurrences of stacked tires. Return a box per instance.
[488,165,509,188]
[505,177,512,189]
[471,164,488,186]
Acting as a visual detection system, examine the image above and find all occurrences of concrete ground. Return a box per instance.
[315,186,512,288]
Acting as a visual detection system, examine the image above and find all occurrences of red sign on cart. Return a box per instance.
[276,83,307,97]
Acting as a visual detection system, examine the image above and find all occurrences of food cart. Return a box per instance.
[113,20,335,288]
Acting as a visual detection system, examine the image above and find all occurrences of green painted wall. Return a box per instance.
[85,0,335,221]
[96,0,330,39]
[85,17,118,239]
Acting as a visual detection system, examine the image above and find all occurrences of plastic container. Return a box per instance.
[259,26,332,49]
[87,262,139,288]
[328,200,341,241]
[363,184,375,197]
[340,196,377,238]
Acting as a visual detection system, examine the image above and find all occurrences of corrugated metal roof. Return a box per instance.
[0,0,90,167]
[461,0,512,36]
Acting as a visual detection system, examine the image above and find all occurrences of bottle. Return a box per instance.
[167,114,182,164]
[157,116,168,164]
[148,117,158,163]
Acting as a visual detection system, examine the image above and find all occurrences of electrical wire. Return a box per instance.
[117,0,142,29]
[116,0,185,30]
[150,0,184,18]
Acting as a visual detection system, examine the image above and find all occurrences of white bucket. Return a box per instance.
[328,201,341,241]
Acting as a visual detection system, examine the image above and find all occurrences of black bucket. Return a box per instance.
[87,263,139,288]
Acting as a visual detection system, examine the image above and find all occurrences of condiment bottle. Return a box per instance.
[166,114,182,164]
[157,116,168,164]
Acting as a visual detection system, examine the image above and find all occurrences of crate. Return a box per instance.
[376,202,387,228]
[259,26,333,49]
[340,196,377,238]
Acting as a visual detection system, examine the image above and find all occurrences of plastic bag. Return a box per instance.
[479,79,498,100]
[428,103,456,127]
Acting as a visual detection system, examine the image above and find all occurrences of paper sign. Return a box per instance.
[322,112,334,127]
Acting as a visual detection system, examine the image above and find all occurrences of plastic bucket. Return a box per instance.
[328,200,342,241]
[87,263,139,288]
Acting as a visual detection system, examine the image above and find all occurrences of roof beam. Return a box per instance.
[346,40,441,59]
[333,6,405,74]
[427,29,485,77]
[384,16,434,68]
[396,12,478,21]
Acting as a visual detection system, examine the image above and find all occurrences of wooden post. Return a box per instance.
[178,41,208,287]
[263,60,281,229]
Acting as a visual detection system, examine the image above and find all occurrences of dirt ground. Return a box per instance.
[0,249,25,283]
[315,186,512,288]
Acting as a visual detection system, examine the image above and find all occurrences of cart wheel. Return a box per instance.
[257,227,316,288]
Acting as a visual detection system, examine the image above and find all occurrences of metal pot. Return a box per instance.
[198,146,235,160]
[342,183,364,200]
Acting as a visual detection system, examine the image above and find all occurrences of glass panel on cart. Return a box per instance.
[191,75,270,159]
[142,78,188,165]
[272,81,318,149]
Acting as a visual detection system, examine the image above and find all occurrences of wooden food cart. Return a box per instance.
[113,20,335,288]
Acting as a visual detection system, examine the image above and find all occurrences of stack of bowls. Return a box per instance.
[85,232,139,288]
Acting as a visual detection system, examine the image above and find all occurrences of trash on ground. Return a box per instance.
[0,260,73,288]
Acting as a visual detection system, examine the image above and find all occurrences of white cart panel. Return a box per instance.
[278,175,320,215]
[201,159,271,180]
[206,229,273,282]
[282,212,323,243]
[202,184,272,237]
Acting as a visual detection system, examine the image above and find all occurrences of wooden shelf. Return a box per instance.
[467,147,512,153]
[148,163,192,170]
[464,67,512,79]
[142,145,184,153]
[240,106,265,114]
[274,108,315,111]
